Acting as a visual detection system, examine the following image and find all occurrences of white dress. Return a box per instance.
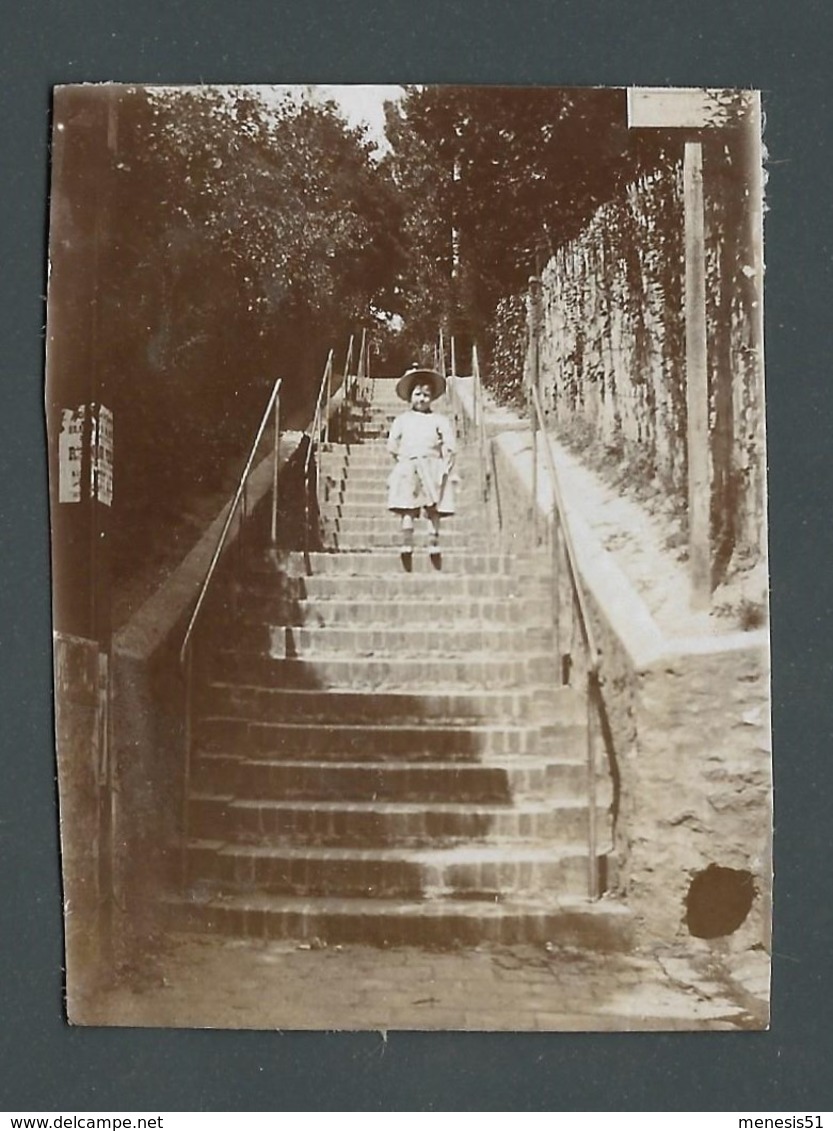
[386,409,457,515]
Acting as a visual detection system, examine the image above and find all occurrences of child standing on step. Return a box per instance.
[387,367,457,569]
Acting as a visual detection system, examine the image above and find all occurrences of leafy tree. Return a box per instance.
[380,85,670,382]
[55,85,404,584]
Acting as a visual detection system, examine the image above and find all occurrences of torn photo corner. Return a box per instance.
[46,82,771,1031]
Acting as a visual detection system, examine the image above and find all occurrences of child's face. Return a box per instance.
[410,383,433,412]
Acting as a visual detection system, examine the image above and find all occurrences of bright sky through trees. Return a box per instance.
[271,84,405,152]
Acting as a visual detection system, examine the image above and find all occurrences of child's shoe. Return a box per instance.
[428,533,442,570]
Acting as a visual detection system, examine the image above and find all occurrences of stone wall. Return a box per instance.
[629,638,771,946]
[54,633,112,1011]
[532,115,766,586]
[537,165,688,509]
[106,436,305,958]
[484,408,771,948]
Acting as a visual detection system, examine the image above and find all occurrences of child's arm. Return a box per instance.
[387,415,403,462]
[437,414,456,471]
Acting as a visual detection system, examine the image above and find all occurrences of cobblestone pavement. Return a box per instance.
[74,932,770,1032]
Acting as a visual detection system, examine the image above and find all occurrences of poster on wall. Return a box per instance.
[46,83,771,1032]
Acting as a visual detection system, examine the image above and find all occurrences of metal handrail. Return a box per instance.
[529,382,602,900]
[305,351,333,466]
[445,335,490,511]
[451,336,603,899]
[530,383,600,675]
[303,350,334,553]
[445,333,468,444]
[178,373,282,889]
[471,346,490,506]
[180,376,283,665]
[355,327,369,406]
[342,334,355,405]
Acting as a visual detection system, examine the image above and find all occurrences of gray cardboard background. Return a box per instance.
[2,0,831,1110]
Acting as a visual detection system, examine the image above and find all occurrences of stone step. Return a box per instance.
[180,401,604,951]
[323,534,494,553]
[192,753,587,803]
[167,891,630,950]
[333,460,479,478]
[338,451,478,469]
[355,412,401,423]
[330,491,470,508]
[321,507,485,527]
[335,472,478,490]
[310,573,543,601]
[324,481,482,502]
[340,457,477,476]
[186,840,591,899]
[343,452,471,467]
[210,652,558,691]
[321,509,484,530]
[201,684,561,725]
[320,515,483,531]
[188,795,589,848]
[196,718,580,759]
[233,571,541,602]
[244,549,532,577]
[327,487,394,503]
[224,595,548,629]
[342,438,474,454]
[219,621,555,658]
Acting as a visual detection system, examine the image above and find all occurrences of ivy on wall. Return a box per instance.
[538,159,688,515]
[530,126,766,585]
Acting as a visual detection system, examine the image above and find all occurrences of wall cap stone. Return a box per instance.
[477,396,767,675]
[113,431,303,665]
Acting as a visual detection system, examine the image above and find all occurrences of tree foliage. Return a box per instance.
[75,86,404,580]
[379,85,670,382]
[55,84,672,586]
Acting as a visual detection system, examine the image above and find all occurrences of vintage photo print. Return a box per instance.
[47,83,771,1031]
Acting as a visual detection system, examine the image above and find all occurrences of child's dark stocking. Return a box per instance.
[400,514,414,571]
[428,512,441,569]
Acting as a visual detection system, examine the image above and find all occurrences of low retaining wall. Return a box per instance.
[54,633,112,1009]
[108,434,305,950]
[462,382,771,949]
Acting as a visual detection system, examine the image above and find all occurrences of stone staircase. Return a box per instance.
[177,377,627,949]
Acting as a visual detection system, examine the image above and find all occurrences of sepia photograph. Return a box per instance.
[46,82,771,1032]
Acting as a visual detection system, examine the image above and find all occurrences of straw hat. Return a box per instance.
[395,367,447,402]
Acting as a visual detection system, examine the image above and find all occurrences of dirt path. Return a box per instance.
[73,932,768,1032]
[552,442,767,638]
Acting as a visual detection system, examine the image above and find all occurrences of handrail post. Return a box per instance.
[238,479,247,575]
[342,334,355,438]
[587,668,599,900]
[180,375,283,664]
[180,641,194,889]
[552,507,562,666]
[178,373,291,890]
[303,442,310,557]
[530,394,539,547]
[529,383,604,901]
[303,349,335,560]
[271,388,281,546]
[449,334,461,438]
[358,328,367,404]
[323,351,332,446]
[472,345,488,507]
